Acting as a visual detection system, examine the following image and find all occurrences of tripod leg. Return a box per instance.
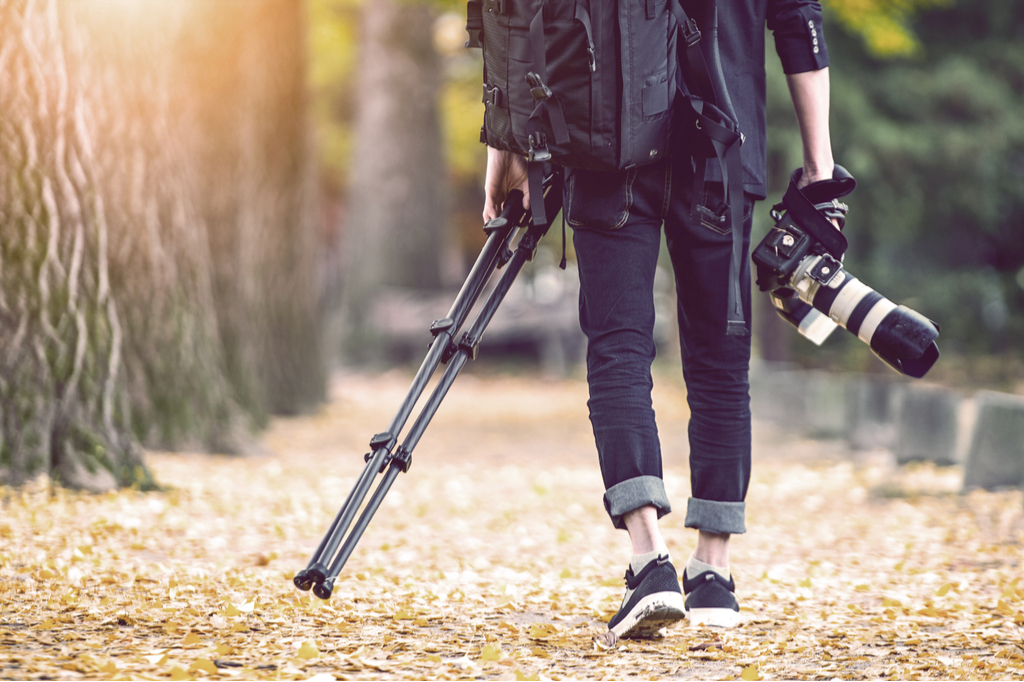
[314,219,555,597]
[293,446,389,590]
[296,179,560,599]
[296,195,527,593]
[313,460,404,599]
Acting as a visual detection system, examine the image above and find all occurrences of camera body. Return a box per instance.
[752,167,940,379]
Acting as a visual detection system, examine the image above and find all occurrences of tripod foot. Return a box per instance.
[293,571,314,591]
[313,578,335,601]
[293,563,327,591]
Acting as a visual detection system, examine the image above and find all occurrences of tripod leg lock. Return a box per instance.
[364,432,397,473]
[429,318,455,336]
[393,445,412,473]
[369,431,396,450]
[458,331,480,361]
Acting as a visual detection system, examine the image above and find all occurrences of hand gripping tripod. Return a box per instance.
[294,171,564,600]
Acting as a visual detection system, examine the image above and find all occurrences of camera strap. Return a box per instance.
[781,167,853,260]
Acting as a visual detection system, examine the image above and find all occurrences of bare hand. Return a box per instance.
[483,146,529,222]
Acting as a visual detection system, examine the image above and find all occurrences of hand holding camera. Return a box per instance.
[752,166,940,378]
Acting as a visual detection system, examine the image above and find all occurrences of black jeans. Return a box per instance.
[566,154,752,534]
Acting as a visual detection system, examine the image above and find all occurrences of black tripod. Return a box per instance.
[294,171,564,600]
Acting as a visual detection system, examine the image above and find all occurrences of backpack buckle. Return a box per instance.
[526,72,552,101]
[682,18,701,47]
[528,132,551,163]
[482,0,506,14]
[482,84,502,107]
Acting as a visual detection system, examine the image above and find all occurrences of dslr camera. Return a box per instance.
[752,166,940,378]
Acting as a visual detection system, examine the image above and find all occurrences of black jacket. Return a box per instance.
[712,0,830,198]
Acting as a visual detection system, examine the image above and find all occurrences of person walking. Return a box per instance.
[483,0,836,641]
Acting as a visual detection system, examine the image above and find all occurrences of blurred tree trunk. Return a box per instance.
[0,0,326,491]
[341,0,448,351]
[0,0,151,490]
[177,0,326,417]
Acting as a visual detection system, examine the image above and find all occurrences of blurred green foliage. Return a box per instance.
[822,0,951,57]
[764,0,1024,383]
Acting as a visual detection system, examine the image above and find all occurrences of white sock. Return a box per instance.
[686,554,730,582]
[630,549,668,575]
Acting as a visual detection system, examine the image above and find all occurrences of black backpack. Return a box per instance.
[466,0,749,335]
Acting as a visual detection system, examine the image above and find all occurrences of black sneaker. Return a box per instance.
[606,555,685,640]
[682,569,741,627]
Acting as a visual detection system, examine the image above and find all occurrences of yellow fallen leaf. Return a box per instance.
[855,584,870,592]
[799,578,812,588]
[297,640,319,659]
[515,670,541,681]
[100,661,117,674]
[936,583,952,597]
[847,604,863,614]
[143,653,168,666]
[560,568,572,579]
[741,663,762,681]
[215,643,233,656]
[220,604,241,617]
[426,654,442,663]
[169,666,190,681]
[480,644,502,661]
[183,631,202,646]
[190,658,218,675]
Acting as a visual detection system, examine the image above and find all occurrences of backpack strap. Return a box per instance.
[671,0,749,335]
[524,3,571,227]
[668,1,716,104]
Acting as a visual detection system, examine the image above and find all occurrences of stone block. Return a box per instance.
[844,377,902,451]
[750,366,847,437]
[963,390,1024,491]
[800,371,849,438]
[892,385,961,466]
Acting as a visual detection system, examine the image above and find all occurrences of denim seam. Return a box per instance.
[660,162,672,220]
[613,166,637,230]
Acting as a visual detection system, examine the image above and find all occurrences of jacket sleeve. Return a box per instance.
[767,0,830,74]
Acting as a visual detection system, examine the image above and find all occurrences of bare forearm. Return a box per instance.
[786,67,834,185]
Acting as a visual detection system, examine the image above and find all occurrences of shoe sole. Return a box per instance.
[686,606,741,628]
[609,592,685,640]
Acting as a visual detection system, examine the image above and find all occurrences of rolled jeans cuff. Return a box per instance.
[684,498,746,534]
[604,475,672,530]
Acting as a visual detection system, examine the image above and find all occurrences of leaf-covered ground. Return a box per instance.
[2,368,1023,680]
